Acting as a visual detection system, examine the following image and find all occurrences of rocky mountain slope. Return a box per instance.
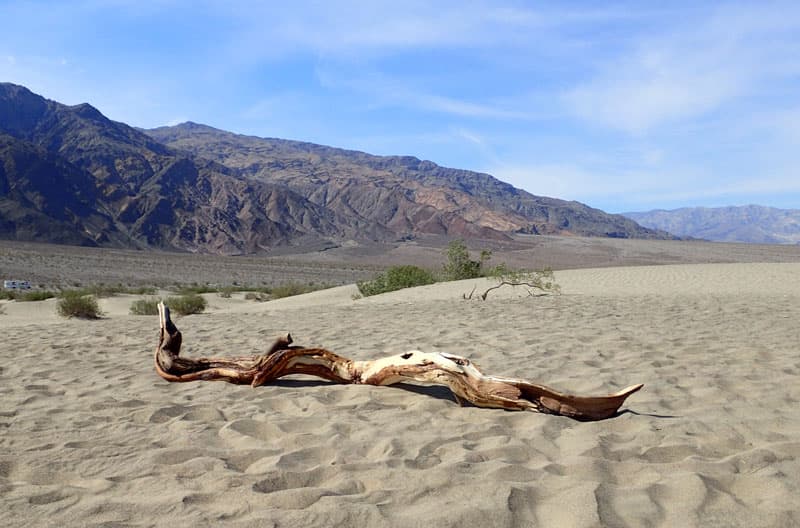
[1,82,672,254]
[0,83,348,253]
[624,206,800,244]
[147,122,669,241]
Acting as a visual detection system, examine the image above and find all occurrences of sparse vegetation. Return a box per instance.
[442,239,492,281]
[18,290,57,301]
[244,291,270,302]
[270,282,321,299]
[217,286,235,298]
[355,239,559,299]
[469,265,560,300]
[175,285,219,295]
[1,289,57,301]
[357,265,437,297]
[3,285,156,302]
[57,290,102,319]
[165,293,207,316]
[130,298,161,316]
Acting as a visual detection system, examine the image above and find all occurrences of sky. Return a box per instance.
[2,1,800,213]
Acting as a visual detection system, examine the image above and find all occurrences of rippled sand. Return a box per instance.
[1,263,799,527]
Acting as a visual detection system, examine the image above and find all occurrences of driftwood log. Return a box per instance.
[154,302,643,420]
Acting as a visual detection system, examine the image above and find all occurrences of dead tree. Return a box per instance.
[154,303,642,420]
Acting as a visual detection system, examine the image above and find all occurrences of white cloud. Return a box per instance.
[563,3,800,134]
[315,68,539,120]
[221,1,546,59]
[485,163,634,201]
[452,127,485,147]
[486,158,800,212]
[163,117,189,127]
[564,59,744,134]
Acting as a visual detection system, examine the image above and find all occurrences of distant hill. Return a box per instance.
[1,82,673,254]
[623,205,800,244]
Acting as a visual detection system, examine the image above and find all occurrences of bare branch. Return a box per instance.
[154,302,642,421]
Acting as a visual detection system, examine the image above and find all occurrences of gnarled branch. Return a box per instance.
[155,302,642,420]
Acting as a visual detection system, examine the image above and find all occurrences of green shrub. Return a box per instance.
[175,285,218,295]
[0,290,16,301]
[85,284,122,297]
[58,285,157,298]
[16,290,56,302]
[1,289,58,301]
[217,286,235,298]
[127,286,157,295]
[130,298,161,315]
[269,282,321,299]
[165,293,207,315]
[466,266,561,300]
[357,265,437,297]
[57,291,102,319]
[442,239,491,281]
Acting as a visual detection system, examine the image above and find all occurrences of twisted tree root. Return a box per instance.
[155,303,643,420]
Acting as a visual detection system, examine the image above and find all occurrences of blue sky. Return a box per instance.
[2,1,799,213]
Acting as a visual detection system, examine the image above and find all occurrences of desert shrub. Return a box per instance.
[357,265,437,297]
[130,298,161,315]
[175,285,218,295]
[217,286,235,298]
[85,284,123,297]
[0,290,16,301]
[442,239,492,281]
[165,293,207,315]
[16,290,56,302]
[57,291,102,319]
[270,282,322,299]
[127,286,157,295]
[244,291,270,302]
[0,289,57,301]
[63,284,155,298]
[468,266,561,300]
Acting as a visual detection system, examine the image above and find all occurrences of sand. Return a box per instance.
[1,263,799,527]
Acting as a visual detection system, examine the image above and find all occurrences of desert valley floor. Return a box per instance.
[1,237,799,527]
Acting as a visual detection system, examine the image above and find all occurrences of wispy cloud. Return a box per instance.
[487,158,800,212]
[315,68,539,120]
[220,1,548,60]
[162,117,189,127]
[563,3,800,134]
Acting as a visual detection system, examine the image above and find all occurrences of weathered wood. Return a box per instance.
[155,302,643,420]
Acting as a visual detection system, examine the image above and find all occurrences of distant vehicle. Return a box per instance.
[3,280,32,290]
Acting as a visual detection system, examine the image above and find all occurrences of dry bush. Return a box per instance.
[57,291,102,319]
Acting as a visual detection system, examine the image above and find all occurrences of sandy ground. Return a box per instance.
[1,263,799,527]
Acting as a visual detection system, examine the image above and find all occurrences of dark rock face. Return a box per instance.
[0,82,671,254]
[147,122,673,244]
[0,84,342,253]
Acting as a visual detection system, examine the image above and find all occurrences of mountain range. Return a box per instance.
[624,206,800,245]
[1,82,672,254]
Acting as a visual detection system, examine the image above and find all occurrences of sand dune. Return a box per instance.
[1,263,799,527]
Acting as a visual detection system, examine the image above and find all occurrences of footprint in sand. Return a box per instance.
[148,405,187,423]
[28,490,78,506]
[150,448,206,465]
